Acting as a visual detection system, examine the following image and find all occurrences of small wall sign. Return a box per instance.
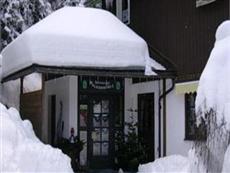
[79,77,123,92]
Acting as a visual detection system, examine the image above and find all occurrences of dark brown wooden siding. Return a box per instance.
[20,91,43,138]
[130,0,229,82]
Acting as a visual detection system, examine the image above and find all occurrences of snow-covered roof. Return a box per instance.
[1,7,165,80]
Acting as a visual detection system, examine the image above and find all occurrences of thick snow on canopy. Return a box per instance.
[1,7,164,79]
[196,20,230,128]
[0,103,73,172]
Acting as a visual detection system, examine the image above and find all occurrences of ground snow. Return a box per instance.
[196,20,230,128]
[0,103,73,172]
[138,155,190,173]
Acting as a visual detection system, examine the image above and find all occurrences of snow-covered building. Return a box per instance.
[1,6,175,169]
[1,0,229,170]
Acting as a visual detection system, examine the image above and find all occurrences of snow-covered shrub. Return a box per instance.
[0,102,73,172]
[194,20,230,172]
[0,0,52,48]
[193,110,229,173]
[49,0,102,10]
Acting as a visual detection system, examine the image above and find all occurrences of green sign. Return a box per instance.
[80,77,123,92]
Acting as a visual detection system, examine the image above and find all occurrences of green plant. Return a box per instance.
[115,116,148,172]
[57,137,85,171]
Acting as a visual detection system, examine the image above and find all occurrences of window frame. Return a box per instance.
[102,0,130,25]
[184,92,206,141]
[185,92,197,140]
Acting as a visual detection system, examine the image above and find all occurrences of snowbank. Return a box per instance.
[196,20,230,128]
[138,155,190,173]
[0,103,73,172]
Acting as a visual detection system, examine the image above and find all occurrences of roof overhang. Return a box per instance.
[1,64,176,83]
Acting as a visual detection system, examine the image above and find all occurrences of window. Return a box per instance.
[85,0,130,24]
[102,0,130,24]
[185,92,206,140]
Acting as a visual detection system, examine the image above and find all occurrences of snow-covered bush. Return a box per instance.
[0,102,73,172]
[194,20,230,172]
[0,0,52,48]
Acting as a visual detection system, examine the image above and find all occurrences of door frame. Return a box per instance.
[88,94,114,168]
[78,77,124,169]
[48,95,56,146]
[138,93,155,162]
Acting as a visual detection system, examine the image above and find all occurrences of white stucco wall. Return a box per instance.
[126,79,194,158]
[43,76,193,158]
[125,78,160,159]
[43,76,78,143]
[166,86,193,157]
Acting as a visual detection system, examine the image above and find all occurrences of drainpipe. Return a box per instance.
[158,78,175,158]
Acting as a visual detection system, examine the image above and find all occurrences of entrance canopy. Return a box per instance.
[1,7,168,82]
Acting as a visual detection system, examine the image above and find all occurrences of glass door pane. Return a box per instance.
[93,100,101,113]
[101,142,109,156]
[93,142,101,156]
[102,114,109,127]
[93,114,101,127]
[102,100,109,113]
[102,128,109,141]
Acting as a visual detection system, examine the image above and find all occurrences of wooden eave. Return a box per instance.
[1,64,177,83]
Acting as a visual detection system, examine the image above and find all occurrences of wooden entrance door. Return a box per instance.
[138,93,155,162]
[88,95,114,168]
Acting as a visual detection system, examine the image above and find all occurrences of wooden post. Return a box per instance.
[41,73,45,142]
[20,77,24,115]
[20,77,24,95]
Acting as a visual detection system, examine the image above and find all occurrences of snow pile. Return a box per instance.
[222,145,230,173]
[2,7,164,79]
[196,20,230,128]
[0,103,73,172]
[138,155,190,173]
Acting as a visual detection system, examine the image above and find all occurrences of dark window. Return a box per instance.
[185,92,206,140]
